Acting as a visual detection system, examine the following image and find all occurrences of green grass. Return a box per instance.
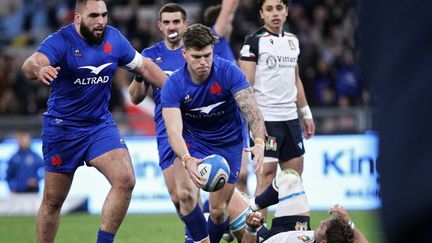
[0,211,384,243]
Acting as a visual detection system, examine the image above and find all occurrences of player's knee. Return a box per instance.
[44,197,65,213]
[114,173,136,192]
[210,207,227,223]
[177,188,195,204]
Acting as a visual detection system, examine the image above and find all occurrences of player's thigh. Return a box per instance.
[209,182,235,210]
[87,122,134,184]
[280,156,304,173]
[42,171,74,206]
[172,156,198,202]
[256,163,278,184]
[162,160,179,201]
[227,189,249,220]
[90,148,134,185]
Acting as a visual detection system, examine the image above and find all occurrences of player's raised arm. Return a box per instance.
[22,52,60,85]
[234,87,266,173]
[213,0,240,38]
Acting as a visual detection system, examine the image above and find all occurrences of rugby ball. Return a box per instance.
[198,154,230,192]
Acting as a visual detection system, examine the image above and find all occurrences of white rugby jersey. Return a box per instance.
[240,27,300,121]
[263,230,315,243]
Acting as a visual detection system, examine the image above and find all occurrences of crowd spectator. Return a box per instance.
[5,130,44,193]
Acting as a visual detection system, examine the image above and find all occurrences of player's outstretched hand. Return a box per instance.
[37,66,60,85]
[303,118,315,140]
[184,157,205,188]
[245,211,264,229]
[329,204,350,223]
[244,144,264,174]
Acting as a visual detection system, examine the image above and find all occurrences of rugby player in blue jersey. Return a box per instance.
[129,4,188,216]
[21,1,167,243]
[129,4,250,242]
[161,23,266,243]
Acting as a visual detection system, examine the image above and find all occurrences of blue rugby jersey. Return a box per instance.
[161,56,250,146]
[37,24,137,124]
[142,41,185,138]
[212,27,236,63]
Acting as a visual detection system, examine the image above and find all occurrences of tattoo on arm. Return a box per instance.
[234,87,266,140]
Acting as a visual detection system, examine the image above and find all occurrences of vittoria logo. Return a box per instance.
[210,82,222,95]
[265,55,277,69]
[51,154,62,167]
[103,42,112,53]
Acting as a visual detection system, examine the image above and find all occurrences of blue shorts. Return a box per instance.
[185,137,243,184]
[41,116,127,173]
[264,119,305,161]
[157,136,176,170]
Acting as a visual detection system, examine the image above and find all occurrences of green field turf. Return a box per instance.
[0,211,384,243]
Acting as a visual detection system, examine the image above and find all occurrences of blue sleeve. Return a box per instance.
[116,29,137,67]
[161,75,183,108]
[37,33,67,66]
[224,62,250,95]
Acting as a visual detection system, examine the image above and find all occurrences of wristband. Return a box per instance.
[254,138,265,149]
[299,105,313,119]
[181,153,191,167]
[245,226,257,234]
[348,219,355,229]
[134,75,145,83]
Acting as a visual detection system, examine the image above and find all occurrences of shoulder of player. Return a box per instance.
[142,41,162,57]
[284,32,299,40]
[213,56,236,72]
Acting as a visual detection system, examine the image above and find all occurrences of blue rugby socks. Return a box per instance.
[180,203,208,242]
[252,182,279,210]
[96,229,115,243]
[208,215,230,243]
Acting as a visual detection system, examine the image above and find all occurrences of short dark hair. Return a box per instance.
[158,3,187,21]
[75,0,103,12]
[203,4,221,27]
[325,217,355,243]
[183,23,216,49]
[258,0,289,9]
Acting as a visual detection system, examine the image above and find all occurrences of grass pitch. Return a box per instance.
[0,211,383,243]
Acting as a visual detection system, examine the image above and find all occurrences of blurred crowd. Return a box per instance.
[0,0,367,128]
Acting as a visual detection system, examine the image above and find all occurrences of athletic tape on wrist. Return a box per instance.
[299,105,313,119]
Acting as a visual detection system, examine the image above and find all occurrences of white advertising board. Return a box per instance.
[0,134,379,213]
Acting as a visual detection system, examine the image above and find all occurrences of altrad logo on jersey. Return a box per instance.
[74,63,112,85]
[185,101,226,118]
